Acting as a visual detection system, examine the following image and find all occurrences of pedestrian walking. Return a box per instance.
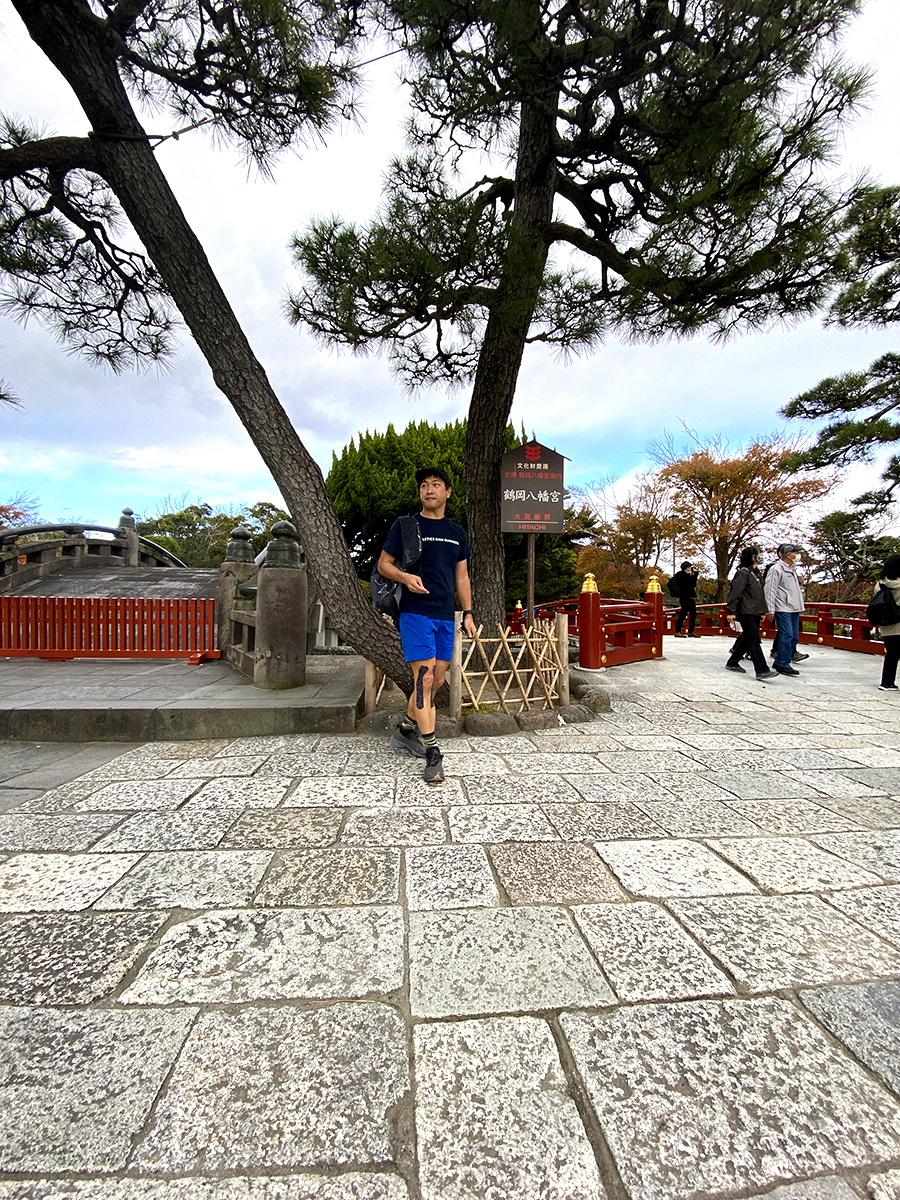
[670,561,701,637]
[764,543,806,676]
[874,553,900,692]
[377,468,476,784]
[725,547,778,681]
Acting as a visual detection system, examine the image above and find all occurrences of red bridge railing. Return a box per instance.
[507,587,883,667]
[659,601,884,656]
[0,597,220,663]
[507,585,664,667]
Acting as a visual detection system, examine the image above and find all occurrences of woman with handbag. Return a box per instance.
[724,547,778,681]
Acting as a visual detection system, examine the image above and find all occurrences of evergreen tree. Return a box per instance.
[290,0,868,620]
[0,0,417,689]
[782,187,900,507]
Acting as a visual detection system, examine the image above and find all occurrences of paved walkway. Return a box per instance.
[0,654,365,742]
[0,638,898,1199]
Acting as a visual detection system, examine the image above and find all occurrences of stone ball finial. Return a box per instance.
[263,521,303,569]
[225,525,255,563]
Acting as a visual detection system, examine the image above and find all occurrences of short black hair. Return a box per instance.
[415,467,452,489]
[883,553,900,581]
[739,546,759,569]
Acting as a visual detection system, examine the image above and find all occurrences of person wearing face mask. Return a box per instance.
[764,543,806,677]
[725,546,778,681]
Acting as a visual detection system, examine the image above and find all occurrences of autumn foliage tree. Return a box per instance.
[649,433,836,599]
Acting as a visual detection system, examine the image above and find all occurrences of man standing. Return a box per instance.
[670,561,700,637]
[377,468,476,784]
[764,543,806,677]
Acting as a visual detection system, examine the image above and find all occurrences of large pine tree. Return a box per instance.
[290,0,869,620]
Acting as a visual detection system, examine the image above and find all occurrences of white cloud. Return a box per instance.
[1,0,899,524]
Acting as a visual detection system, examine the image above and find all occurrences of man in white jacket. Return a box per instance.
[764,544,805,676]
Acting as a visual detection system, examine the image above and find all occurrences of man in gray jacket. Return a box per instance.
[764,544,805,676]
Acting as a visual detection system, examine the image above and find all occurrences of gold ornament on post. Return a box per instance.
[646,574,662,594]
[581,573,598,593]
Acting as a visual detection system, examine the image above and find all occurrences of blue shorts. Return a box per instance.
[398,612,455,663]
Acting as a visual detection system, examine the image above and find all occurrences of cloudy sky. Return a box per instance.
[1,0,899,529]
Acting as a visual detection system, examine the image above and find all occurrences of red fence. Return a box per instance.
[0,597,220,663]
[660,601,884,656]
[507,590,664,667]
[507,592,883,668]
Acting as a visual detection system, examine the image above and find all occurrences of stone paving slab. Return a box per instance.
[0,851,141,911]
[812,829,900,882]
[414,1016,605,1200]
[409,907,615,1017]
[255,848,400,906]
[561,997,900,1200]
[0,910,166,1003]
[706,834,886,892]
[800,981,900,1096]
[132,1004,408,1173]
[0,812,124,851]
[487,841,624,904]
[670,893,900,991]
[405,845,499,909]
[0,1005,196,1172]
[94,850,272,909]
[594,838,758,897]
[572,901,734,1001]
[221,808,343,849]
[0,1177,411,1199]
[120,906,404,1004]
[824,885,900,949]
[185,776,295,807]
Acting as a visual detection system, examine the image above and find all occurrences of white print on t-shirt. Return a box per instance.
[422,535,462,546]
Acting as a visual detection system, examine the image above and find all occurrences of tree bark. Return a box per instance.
[465,72,558,624]
[13,0,411,690]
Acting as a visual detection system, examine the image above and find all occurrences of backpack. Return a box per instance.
[370,515,423,622]
[667,575,681,598]
[865,585,900,628]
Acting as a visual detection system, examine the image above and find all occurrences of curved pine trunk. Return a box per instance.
[14,0,411,690]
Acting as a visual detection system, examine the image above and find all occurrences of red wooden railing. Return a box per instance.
[507,589,664,667]
[660,601,885,656]
[507,592,883,668]
[0,597,220,664]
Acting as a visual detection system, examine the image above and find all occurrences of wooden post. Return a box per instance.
[555,612,570,705]
[578,573,602,669]
[644,576,664,658]
[526,533,535,630]
[364,659,380,715]
[449,609,463,718]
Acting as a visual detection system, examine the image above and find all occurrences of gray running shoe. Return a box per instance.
[422,746,444,785]
[390,723,426,758]
[725,663,746,673]
[755,669,779,680]
[792,651,809,662]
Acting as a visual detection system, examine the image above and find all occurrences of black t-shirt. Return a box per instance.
[383,513,469,622]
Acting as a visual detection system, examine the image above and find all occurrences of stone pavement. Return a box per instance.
[0,638,899,1199]
[0,655,365,742]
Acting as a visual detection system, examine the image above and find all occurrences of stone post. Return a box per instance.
[218,527,257,657]
[117,507,140,567]
[254,521,307,690]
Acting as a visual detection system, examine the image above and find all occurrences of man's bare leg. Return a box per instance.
[407,658,438,736]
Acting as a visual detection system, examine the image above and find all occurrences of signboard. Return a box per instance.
[500,440,565,534]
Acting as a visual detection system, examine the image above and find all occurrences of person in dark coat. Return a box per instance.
[725,547,778,680]
[670,561,700,637]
